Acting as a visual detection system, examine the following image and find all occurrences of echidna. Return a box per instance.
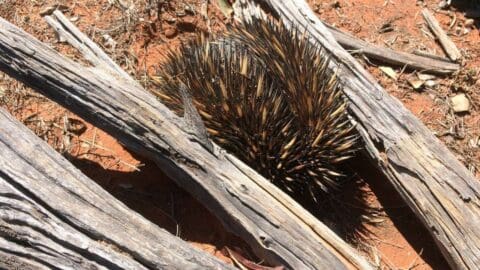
[154,18,358,202]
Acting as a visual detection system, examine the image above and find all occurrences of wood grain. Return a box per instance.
[422,8,462,61]
[0,108,234,270]
[325,23,459,74]
[0,16,372,270]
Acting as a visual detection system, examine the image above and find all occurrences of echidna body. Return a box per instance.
[155,19,357,201]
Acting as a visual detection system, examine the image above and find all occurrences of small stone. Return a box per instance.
[164,26,177,38]
[379,66,397,80]
[408,78,424,90]
[425,80,437,88]
[450,94,470,113]
[102,34,116,49]
[417,73,436,81]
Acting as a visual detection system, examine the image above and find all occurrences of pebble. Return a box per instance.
[408,78,424,90]
[417,73,436,81]
[450,94,470,113]
[424,80,437,88]
[379,66,397,80]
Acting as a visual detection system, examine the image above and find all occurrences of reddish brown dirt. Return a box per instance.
[0,0,478,269]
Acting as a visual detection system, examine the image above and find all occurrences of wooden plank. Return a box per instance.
[422,8,462,61]
[0,108,234,270]
[0,16,373,270]
[239,1,480,269]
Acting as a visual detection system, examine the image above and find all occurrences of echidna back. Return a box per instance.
[155,18,358,202]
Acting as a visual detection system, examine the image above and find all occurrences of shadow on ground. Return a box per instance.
[450,0,480,27]
[70,155,254,260]
[353,155,450,270]
[69,150,450,269]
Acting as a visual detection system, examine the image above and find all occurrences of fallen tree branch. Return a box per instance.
[422,8,462,61]
[325,23,460,74]
[0,15,372,270]
[237,1,480,269]
[43,10,139,86]
[0,108,234,270]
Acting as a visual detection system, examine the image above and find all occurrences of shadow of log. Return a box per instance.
[69,155,256,262]
[352,155,451,270]
[450,0,480,26]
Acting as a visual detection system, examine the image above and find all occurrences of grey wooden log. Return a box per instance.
[43,10,139,87]
[0,16,373,270]
[239,0,480,269]
[0,108,234,270]
[422,8,462,61]
[324,23,460,74]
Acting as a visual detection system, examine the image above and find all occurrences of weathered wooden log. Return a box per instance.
[422,8,462,61]
[43,11,139,87]
[0,108,234,270]
[0,15,372,270]
[324,23,460,74]
[237,0,480,269]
